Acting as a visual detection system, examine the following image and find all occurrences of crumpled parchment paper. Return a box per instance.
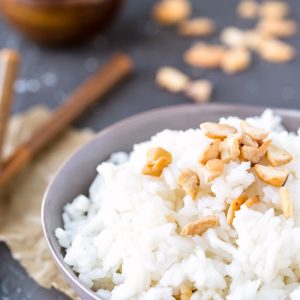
[0,106,95,299]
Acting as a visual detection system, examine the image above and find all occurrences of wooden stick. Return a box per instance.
[0,49,20,163]
[0,53,133,188]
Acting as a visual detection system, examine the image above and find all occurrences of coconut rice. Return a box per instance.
[56,110,300,300]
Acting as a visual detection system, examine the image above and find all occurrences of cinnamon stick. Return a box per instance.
[0,49,20,163]
[0,53,133,188]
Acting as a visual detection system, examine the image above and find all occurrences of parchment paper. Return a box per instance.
[0,106,95,299]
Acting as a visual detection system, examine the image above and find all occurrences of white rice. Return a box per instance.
[56,109,300,300]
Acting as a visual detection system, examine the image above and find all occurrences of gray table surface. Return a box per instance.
[1,0,300,299]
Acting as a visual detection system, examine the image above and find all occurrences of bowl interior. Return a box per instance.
[42,103,300,298]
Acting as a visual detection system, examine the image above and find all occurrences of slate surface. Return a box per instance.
[0,0,300,299]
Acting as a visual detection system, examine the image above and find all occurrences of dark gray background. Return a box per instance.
[0,0,300,299]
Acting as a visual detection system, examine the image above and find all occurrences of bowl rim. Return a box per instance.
[9,0,115,8]
[42,102,300,299]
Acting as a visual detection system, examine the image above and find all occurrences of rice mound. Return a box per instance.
[56,110,300,300]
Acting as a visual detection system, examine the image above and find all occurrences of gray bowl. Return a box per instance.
[42,103,300,300]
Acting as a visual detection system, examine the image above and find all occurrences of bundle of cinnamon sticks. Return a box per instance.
[0,50,133,189]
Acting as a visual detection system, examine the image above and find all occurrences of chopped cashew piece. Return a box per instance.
[241,133,258,148]
[237,1,259,18]
[254,164,289,187]
[184,43,225,69]
[258,39,295,63]
[178,17,215,37]
[279,187,293,219]
[142,147,172,177]
[181,215,218,236]
[179,285,193,300]
[244,30,266,50]
[241,139,272,163]
[156,67,189,93]
[199,140,220,164]
[221,134,241,163]
[258,19,297,38]
[178,169,200,199]
[267,144,293,166]
[185,80,213,103]
[221,48,251,74]
[166,214,177,223]
[153,0,191,26]
[241,121,268,141]
[227,194,248,225]
[221,27,247,48]
[200,122,237,140]
[205,159,225,182]
[245,196,260,207]
[259,1,289,19]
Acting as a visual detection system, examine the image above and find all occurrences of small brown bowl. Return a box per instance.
[0,0,123,45]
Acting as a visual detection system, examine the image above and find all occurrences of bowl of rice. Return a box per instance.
[42,103,300,300]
